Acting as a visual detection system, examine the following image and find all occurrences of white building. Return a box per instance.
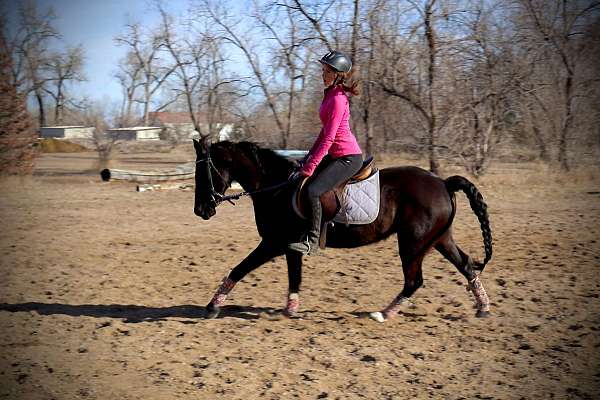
[108,126,162,141]
[149,112,233,142]
[40,126,95,139]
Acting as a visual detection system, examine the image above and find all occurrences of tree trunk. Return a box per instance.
[424,0,439,174]
[428,121,439,174]
[350,0,360,62]
[35,89,45,127]
[558,74,573,171]
[526,102,548,161]
[54,83,64,125]
[284,66,296,149]
[363,7,377,156]
[143,83,150,126]
[362,65,374,154]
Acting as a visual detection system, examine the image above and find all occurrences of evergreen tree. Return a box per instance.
[0,31,38,175]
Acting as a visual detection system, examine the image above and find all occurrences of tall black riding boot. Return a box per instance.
[288,201,321,256]
[306,199,322,253]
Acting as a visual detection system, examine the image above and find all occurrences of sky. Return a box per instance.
[5,0,318,114]
[5,0,193,104]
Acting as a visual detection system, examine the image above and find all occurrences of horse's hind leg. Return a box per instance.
[435,234,490,317]
[370,238,426,323]
[206,240,284,318]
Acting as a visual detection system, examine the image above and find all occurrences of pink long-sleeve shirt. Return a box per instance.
[300,85,362,176]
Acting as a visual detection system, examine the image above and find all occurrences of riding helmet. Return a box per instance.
[319,51,352,73]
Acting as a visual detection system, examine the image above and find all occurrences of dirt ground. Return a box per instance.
[1,147,599,399]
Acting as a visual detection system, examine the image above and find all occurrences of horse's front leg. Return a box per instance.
[283,250,302,317]
[206,240,284,319]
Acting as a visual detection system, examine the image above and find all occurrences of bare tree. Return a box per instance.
[517,0,600,170]
[43,46,85,125]
[6,1,60,127]
[157,4,243,141]
[201,0,297,146]
[78,100,118,170]
[115,21,177,126]
[114,52,144,127]
[201,0,338,147]
[187,0,599,172]
[202,36,239,138]
[435,1,520,175]
[157,6,210,137]
[376,0,446,173]
[254,1,317,147]
[289,0,335,51]
[357,0,387,155]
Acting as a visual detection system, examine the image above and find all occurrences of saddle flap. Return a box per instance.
[292,177,340,222]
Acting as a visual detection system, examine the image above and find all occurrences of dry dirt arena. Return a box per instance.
[1,148,599,400]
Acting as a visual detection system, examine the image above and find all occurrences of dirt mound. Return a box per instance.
[38,138,91,153]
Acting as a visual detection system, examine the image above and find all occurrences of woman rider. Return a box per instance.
[288,50,363,256]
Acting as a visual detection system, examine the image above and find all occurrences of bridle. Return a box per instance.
[195,146,232,206]
[196,143,293,207]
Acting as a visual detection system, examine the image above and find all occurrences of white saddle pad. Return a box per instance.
[333,170,380,225]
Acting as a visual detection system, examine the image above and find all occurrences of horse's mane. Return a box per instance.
[217,141,296,178]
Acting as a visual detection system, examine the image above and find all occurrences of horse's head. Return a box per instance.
[193,138,234,220]
[193,139,294,220]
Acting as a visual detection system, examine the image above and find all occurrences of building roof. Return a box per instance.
[41,126,88,129]
[108,126,162,131]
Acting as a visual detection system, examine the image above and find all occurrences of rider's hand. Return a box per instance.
[288,167,309,181]
[288,170,302,181]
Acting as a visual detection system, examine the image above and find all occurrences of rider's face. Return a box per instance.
[322,64,336,87]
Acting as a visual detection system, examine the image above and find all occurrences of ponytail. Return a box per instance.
[337,70,360,96]
[341,80,360,96]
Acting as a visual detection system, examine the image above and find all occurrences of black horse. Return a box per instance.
[193,139,493,322]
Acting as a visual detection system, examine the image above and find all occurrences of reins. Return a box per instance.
[217,180,293,204]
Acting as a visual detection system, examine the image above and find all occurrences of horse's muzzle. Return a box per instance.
[194,205,216,220]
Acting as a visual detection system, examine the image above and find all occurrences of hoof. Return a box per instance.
[282,309,298,318]
[475,309,490,318]
[205,303,220,319]
[369,311,386,323]
[283,293,300,318]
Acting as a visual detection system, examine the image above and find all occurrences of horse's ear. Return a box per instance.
[193,138,201,152]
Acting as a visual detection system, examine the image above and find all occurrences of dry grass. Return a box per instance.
[38,138,91,153]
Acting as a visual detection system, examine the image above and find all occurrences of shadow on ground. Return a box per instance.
[0,302,279,322]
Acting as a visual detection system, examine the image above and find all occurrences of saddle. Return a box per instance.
[292,155,375,249]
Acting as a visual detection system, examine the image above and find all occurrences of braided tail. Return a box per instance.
[444,176,493,272]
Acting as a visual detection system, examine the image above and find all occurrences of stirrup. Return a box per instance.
[287,236,311,255]
[287,235,319,256]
